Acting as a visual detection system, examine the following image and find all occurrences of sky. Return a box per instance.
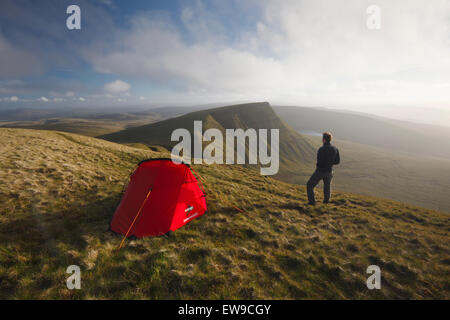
[0,0,450,124]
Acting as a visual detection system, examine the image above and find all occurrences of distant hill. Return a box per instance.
[0,105,213,137]
[275,106,450,160]
[101,102,317,178]
[0,113,162,137]
[144,105,218,119]
[0,128,448,299]
[0,108,66,121]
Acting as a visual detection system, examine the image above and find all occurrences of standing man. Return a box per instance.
[307,132,340,205]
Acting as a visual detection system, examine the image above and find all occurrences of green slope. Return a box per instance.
[273,106,450,212]
[275,106,450,160]
[302,136,450,213]
[0,128,449,299]
[101,102,317,178]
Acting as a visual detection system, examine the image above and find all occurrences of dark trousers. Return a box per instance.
[307,170,333,204]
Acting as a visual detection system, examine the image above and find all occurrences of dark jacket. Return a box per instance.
[316,142,340,172]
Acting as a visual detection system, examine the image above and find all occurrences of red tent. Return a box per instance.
[110,158,207,238]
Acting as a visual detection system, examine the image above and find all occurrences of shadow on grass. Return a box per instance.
[0,188,121,298]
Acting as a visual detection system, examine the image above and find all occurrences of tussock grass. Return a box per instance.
[0,128,449,299]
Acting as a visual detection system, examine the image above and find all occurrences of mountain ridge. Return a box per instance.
[101,102,317,177]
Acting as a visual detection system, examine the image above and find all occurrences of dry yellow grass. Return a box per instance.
[0,128,448,299]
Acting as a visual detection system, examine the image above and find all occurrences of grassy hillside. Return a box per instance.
[292,136,450,213]
[0,128,449,299]
[275,106,450,160]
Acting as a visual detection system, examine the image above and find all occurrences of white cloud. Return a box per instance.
[87,0,450,109]
[0,96,20,102]
[38,96,49,102]
[79,97,86,101]
[104,80,131,94]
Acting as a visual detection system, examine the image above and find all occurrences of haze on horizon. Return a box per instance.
[1,0,450,126]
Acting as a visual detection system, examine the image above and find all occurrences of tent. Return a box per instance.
[110,158,207,239]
